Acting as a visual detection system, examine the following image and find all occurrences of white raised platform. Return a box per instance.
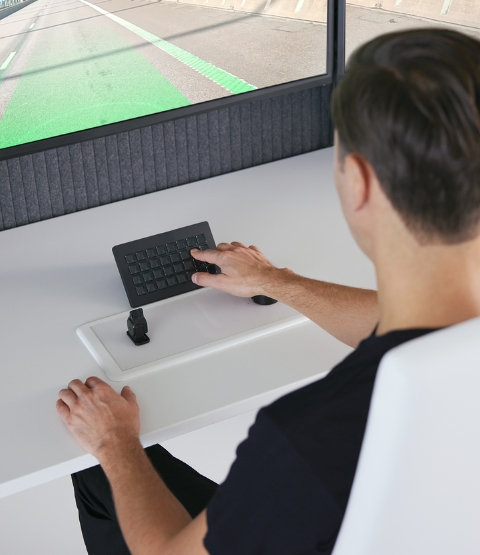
[78,289,307,381]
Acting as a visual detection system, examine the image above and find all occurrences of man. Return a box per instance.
[57,29,480,555]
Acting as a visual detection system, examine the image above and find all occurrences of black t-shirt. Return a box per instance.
[204,328,435,555]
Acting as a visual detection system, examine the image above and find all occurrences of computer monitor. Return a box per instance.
[0,0,338,161]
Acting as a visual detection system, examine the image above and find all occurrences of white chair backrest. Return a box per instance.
[332,317,480,555]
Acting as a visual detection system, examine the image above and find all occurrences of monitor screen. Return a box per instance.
[0,0,328,153]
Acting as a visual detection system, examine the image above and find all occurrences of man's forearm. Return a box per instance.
[191,245,378,348]
[264,269,379,348]
[98,439,192,555]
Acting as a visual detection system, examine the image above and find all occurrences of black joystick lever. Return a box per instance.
[252,295,277,305]
[127,308,150,346]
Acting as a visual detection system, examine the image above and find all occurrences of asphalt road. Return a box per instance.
[0,0,326,149]
[345,4,480,60]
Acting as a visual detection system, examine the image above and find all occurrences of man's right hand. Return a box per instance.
[190,242,279,298]
[191,240,379,348]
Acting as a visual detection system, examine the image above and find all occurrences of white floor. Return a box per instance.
[0,410,257,554]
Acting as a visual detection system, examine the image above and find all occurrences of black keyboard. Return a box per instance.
[112,222,218,308]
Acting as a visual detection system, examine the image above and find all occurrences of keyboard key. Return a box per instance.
[167,242,176,253]
[177,273,187,284]
[160,255,170,266]
[197,263,207,272]
[177,239,187,249]
[156,279,167,289]
[136,251,147,261]
[186,236,197,247]
[139,262,149,272]
[184,260,194,271]
[132,275,143,285]
[194,259,204,269]
[125,254,136,264]
[146,282,156,293]
[143,272,153,282]
[150,259,161,269]
[199,244,209,251]
[146,248,157,258]
[129,264,140,275]
[196,234,206,244]
[153,269,164,279]
[136,285,147,296]
[186,271,194,280]
[167,276,177,287]
[170,253,181,263]
[173,263,183,273]
[156,245,166,256]
[164,266,174,277]
[180,250,190,260]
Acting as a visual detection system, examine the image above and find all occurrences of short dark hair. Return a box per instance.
[331,29,480,244]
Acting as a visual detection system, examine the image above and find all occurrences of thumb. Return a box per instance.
[192,271,218,287]
[121,386,137,404]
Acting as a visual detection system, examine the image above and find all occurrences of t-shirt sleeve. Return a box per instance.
[203,409,343,555]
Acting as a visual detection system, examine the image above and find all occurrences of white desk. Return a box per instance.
[0,148,376,498]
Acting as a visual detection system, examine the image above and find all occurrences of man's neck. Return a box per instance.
[375,233,480,336]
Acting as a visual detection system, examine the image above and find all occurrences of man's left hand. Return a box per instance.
[57,377,140,460]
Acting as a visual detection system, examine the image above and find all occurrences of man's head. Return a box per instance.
[331,29,480,257]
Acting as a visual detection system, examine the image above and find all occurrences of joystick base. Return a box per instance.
[127,331,150,346]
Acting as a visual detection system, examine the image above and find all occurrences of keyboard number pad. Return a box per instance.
[125,233,211,296]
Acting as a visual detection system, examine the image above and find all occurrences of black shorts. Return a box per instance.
[71,444,218,555]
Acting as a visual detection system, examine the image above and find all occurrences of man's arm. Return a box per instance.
[57,377,209,555]
[192,242,378,348]
[99,439,209,555]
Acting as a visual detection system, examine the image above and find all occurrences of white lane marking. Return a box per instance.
[1,51,16,71]
[295,0,305,13]
[79,0,256,92]
[29,23,35,28]
[441,0,453,15]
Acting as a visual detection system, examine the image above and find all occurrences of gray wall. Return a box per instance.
[0,84,332,232]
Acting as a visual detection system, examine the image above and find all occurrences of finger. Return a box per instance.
[85,376,107,389]
[216,243,235,251]
[231,241,248,248]
[192,271,224,288]
[248,244,261,253]
[67,379,90,397]
[58,388,77,408]
[56,398,70,418]
[121,385,137,404]
[190,248,224,265]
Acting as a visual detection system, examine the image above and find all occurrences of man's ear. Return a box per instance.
[343,154,372,213]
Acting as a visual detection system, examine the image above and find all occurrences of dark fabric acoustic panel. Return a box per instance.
[0,84,333,232]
